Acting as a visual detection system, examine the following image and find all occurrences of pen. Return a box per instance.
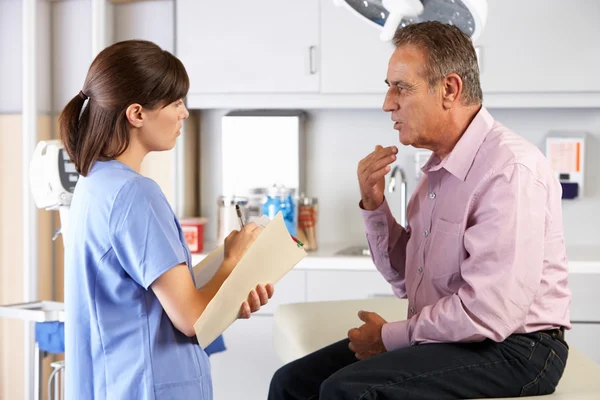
[235,204,303,247]
[235,204,245,228]
[290,235,304,247]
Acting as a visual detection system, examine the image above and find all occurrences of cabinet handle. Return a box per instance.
[368,293,395,299]
[309,45,317,75]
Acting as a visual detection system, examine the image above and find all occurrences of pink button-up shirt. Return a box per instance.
[362,107,572,351]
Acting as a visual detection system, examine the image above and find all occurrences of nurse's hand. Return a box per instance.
[224,222,263,268]
[239,283,274,319]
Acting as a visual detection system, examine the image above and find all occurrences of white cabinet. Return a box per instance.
[567,271,600,322]
[208,270,305,400]
[256,270,307,316]
[565,271,600,365]
[320,0,600,96]
[306,270,394,302]
[477,0,600,94]
[566,323,600,365]
[176,0,320,94]
[320,0,395,94]
[179,0,600,108]
[210,316,282,400]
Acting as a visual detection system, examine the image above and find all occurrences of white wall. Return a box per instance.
[0,2,176,399]
[0,0,23,113]
[2,0,598,259]
[200,108,600,249]
[0,0,175,114]
[114,1,174,51]
[51,0,175,114]
[493,108,600,248]
[51,0,93,114]
[0,0,52,114]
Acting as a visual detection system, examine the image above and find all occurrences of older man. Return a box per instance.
[268,21,571,400]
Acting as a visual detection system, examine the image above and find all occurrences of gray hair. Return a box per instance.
[392,21,482,106]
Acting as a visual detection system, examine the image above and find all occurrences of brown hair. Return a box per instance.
[392,21,482,106]
[59,40,189,176]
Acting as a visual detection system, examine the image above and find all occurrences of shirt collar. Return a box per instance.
[421,106,495,181]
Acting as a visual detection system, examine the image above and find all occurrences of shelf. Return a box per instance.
[0,301,64,323]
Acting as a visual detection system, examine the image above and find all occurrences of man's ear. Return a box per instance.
[442,73,463,109]
[125,103,144,128]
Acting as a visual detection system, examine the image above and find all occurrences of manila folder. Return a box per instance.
[193,213,307,348]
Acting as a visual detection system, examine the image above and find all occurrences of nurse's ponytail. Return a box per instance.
[59,91,91,175]
[58,40,189,176]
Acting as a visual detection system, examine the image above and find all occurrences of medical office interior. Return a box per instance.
[1,0,600,399]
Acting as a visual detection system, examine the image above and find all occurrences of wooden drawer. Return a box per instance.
[306,270,394,302]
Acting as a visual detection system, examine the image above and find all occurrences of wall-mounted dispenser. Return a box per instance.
[545,132,586,199]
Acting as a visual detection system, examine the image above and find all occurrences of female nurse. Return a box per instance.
[59,39,273,399]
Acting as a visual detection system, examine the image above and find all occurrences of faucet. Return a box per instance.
[388,165,407,227]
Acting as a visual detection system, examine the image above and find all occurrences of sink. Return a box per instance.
[335,245,371,257]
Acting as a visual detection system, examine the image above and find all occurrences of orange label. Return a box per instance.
[576,142,581,172]
[182,226,198,252]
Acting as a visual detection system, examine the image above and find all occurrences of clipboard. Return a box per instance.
[192,212,307,348]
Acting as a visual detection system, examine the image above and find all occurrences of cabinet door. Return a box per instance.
[306,270,395,302]
[210,316,282,400]
[478,0,600,93]
[568,271,600,322]
[256,270,306,316]
[176,0,320,94]
[566,323,600,365]
[320,0,395,94]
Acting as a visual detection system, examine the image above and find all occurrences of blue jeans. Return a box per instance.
[268,330,568,399]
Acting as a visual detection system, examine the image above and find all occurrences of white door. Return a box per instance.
[320,0,395,94]
[176,0,320,94]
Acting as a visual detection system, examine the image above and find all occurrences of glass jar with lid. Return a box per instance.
[297,195,318,251]
[216,196,248,244]
[262,184,297,236]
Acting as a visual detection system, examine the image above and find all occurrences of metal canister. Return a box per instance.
[297,196,318,251]
[217,196,249,244]
[247,188,267,223]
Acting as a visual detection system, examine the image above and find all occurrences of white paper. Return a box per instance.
[193,213,307,348]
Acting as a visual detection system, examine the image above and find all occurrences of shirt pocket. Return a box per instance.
[154,377,205,400]
[426,218,462,280]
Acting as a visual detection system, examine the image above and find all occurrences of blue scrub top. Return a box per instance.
[64,160,212,400]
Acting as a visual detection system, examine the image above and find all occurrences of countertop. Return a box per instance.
[191,243,600,274]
